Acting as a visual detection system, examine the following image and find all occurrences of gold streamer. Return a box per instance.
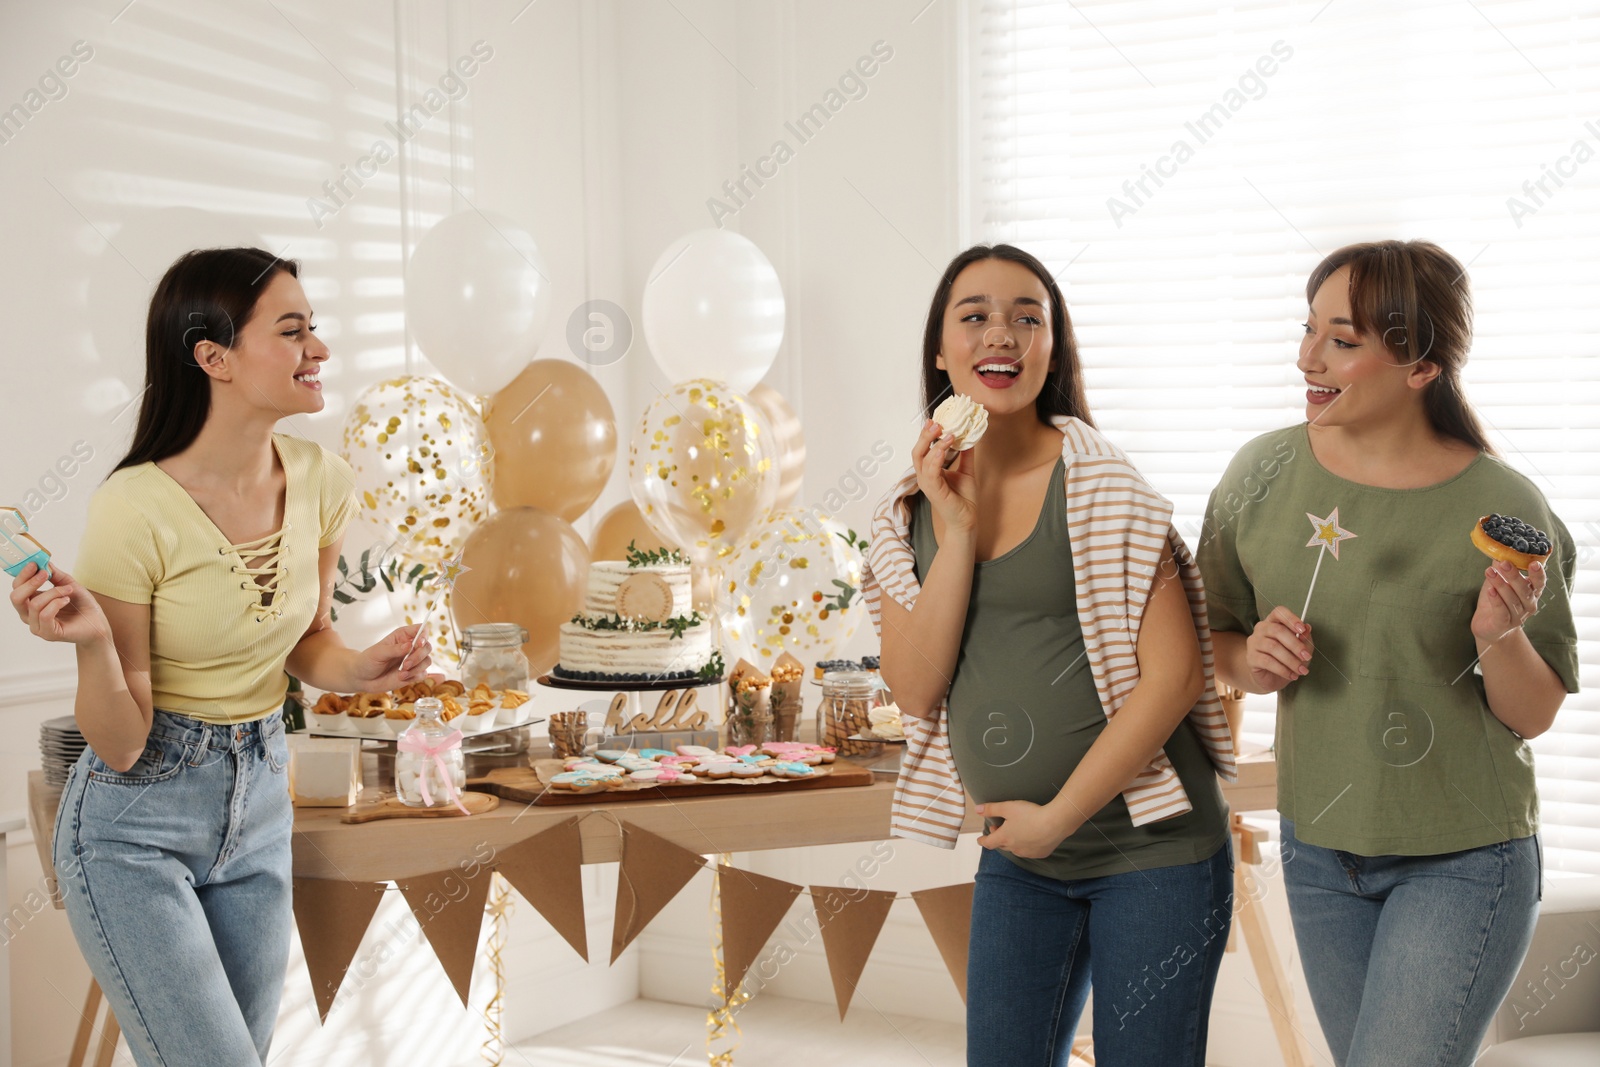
[706,852,751,1066]
[480,873,514,1067]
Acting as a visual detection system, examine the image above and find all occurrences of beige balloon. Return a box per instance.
[485,360,618,522]
[451,507,590,677]
[589,499,714,610]
[748,384,805,509]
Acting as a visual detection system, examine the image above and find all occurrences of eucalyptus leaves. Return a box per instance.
[329,548,437,622]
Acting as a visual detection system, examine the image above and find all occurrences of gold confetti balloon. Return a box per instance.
[721,509,864,664]
[627,378,779,566]
[339,375,494,564]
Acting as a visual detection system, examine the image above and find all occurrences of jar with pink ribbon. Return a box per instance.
[394,697,468,812]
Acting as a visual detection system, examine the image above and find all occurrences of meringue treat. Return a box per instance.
[932,393,989,462]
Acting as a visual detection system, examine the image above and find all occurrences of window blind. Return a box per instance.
[971,0,1600,873]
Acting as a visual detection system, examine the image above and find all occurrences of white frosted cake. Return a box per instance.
[554,546,722,683]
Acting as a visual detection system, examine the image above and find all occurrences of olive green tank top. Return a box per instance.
[910,458,1229,880]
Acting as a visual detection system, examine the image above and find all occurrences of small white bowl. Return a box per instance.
[308,712,349,733]
[353,714,390,737]
[463,710,498,735]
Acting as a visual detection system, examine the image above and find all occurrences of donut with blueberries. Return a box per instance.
[1471,514,1551,570]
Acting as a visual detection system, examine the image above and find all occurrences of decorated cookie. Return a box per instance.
[629,766,690,783]
[549,771,616,791]
[768,761,816,779]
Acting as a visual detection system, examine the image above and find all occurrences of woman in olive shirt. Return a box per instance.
[1199,240,1578,1066]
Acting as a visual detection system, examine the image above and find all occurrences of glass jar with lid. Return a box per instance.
[394,697,467,808]
[460,623,530,692]
[817,670,884,757]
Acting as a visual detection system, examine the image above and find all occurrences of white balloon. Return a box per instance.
[642,230,785,394]
[406,210,552,396]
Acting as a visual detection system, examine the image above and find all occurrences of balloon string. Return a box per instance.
[479,872,512,1066]
[707,851,748,1066]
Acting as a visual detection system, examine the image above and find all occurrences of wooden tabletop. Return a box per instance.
[28,748,1276,889]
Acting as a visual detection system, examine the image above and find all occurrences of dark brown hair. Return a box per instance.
[114,248,299,472]
[921,244,1094,428]
[1306,240,1493,454]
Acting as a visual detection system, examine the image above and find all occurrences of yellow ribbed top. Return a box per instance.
[74,434,357,724]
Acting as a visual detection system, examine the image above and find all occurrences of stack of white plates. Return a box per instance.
[40,715,86,787]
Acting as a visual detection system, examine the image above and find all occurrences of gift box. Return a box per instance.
[288,735,361,807]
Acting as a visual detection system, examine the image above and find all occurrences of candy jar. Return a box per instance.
[817,670,883,757]
[460,623,530,692]
[394,697,467,809]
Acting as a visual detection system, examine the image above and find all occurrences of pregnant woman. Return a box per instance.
[1198,239,1579,1065]
[10,247,431,1066]
[866,244,1238,1066]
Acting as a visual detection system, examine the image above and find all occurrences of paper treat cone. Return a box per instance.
[770,653,805,741]
[726,658,773,747]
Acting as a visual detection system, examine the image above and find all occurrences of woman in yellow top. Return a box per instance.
[9,248,431,1066]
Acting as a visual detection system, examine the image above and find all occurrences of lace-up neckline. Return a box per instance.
[154,438,293,625]
[228,525,290,624]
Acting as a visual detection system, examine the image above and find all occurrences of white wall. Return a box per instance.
[1,1,1319,1064]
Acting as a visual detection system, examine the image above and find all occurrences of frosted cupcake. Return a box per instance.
[932,393,988,464]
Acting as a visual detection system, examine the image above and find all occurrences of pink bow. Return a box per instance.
[396,729,469,814]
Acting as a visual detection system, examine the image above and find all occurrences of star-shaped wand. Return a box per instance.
[405,554,470,661]
[1301,509,1357,622]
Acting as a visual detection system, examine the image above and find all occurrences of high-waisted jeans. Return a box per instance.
[1280,817,1541,1067]
[966,843,1234,1066]
[53,709,293,1067]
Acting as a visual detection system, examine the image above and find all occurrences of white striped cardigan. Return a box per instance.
[863,416,1237,848]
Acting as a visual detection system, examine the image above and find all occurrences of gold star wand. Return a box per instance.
[1302,509,1357,622]
[405,554,470,660]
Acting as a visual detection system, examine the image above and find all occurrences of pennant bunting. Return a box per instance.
[718,865,803,995]
[611,823,707,963]
[912,882,977,1003]
[495,816,590,961]
[812,886,898,1019]
[291,877,386,1022]
[398,863,496,1006]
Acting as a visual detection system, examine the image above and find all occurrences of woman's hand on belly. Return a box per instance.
[975,799,1078,859]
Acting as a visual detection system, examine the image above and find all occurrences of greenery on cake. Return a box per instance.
[624,540,690,568]
[696,650,727,681]
[568,610,704,639]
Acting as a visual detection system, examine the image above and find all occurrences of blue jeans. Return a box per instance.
[53,709,293,1067]
[966,843,1233,1066]
[1280,818,1541,1067]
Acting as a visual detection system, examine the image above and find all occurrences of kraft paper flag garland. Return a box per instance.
[1301,508,1358,622]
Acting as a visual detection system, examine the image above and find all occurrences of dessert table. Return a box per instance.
[26,748,1305,1065]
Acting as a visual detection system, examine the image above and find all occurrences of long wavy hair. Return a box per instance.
[1307,240,1493,454]
[114,247,299,472]
[920,243,1095,428]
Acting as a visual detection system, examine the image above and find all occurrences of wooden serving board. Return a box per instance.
[469,759,873,806]
[339,791,500,823]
